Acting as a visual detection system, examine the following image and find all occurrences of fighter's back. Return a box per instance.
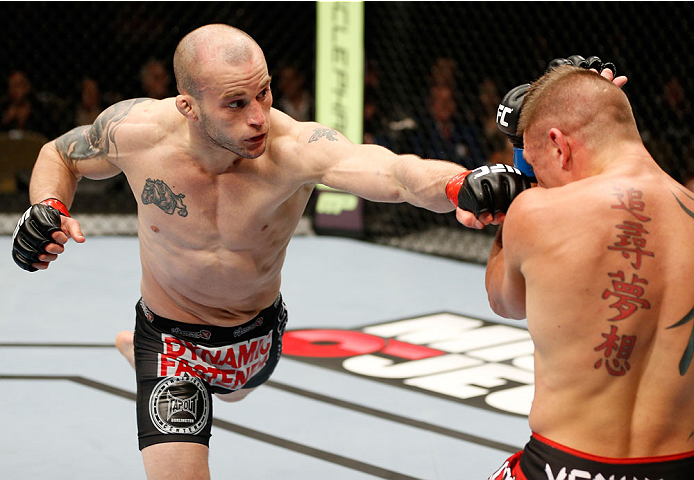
[512,160,694,457]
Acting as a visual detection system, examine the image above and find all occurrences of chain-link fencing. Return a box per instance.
[2,2,693,264]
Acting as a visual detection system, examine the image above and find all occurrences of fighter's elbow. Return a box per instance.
[38,142,79,178]
[487,293,526,320]
[504,309,527,321]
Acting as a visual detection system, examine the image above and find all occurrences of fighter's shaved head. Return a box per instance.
[519,65,640,149]
[173,24,264,98]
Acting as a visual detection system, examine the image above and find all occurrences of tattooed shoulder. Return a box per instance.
[55,98,154,161]
[308,128,339,143]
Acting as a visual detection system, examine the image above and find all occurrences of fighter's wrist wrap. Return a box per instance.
[447,164,531,217]
[446,171,471,207]
[39,198,70,217]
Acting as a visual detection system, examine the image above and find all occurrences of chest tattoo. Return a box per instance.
[141,178,188,217]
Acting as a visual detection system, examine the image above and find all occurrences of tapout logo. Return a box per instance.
[283,312,535,416]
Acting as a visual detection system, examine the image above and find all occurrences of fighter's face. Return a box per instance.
[196,53,273,159]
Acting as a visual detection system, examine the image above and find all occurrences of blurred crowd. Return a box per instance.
[2,56,693,191]
[0,58,176,141]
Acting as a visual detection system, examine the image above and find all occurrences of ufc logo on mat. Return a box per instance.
[283,312,535,417]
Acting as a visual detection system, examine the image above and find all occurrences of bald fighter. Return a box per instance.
[11,24,528,480]
[487,65,694,479]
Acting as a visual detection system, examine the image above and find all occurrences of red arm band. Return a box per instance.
[39,198,71,217]
[445,171,470,207]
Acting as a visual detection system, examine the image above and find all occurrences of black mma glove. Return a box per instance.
[12,198,70,272]
[496,83,534,180]
[446,164,531,217]
[547,54,616,77]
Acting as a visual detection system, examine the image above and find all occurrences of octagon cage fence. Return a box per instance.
[2,2,693,264]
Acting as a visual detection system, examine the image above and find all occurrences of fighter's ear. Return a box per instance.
[175,95,198,121]
[548,128,572,171]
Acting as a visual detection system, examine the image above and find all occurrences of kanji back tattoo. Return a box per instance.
[594,187,653,377]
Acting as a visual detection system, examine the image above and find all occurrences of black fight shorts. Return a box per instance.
[133,295,288,450]
[489,432,694,480]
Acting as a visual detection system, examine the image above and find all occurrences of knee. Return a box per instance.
[215,387,255,403]
[115,330,133,350]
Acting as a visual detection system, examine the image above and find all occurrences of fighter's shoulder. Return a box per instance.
[94,97,155,122]
[269,108,302,140]
[508,181,600,215]
[89,98,159,134]
[269,108,345,145]
[506,181,616,239]
[505,186,555,221]
[503,184,585,241]
[101,98,180,141]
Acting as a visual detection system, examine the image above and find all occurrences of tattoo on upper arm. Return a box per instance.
[666,186,694,376]
[55,98,152,161]
[594,187,653,377]
[308,128,339,143]
[141,178,188,217]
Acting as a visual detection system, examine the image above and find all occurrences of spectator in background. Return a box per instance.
[0,70,50,135]
[362,58,413,152]
[661,77,693,156]
[407,56,485,168]
[274,64,312,121]
[412,83,485,169]
[74,77,103,126]
[363,86,394,149]
[140,59,173,99]
[646,75,694,188]
[475,76,513,165]
[365,58,381,92]
[685,174,694,193]
[429,57,457,89]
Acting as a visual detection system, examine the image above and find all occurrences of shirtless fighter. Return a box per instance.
[10,24,528,480]
[487,64,694,479]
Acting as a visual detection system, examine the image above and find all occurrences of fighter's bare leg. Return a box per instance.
[142,443,210,480]
[216,387,255,402]
[115,330,135,369]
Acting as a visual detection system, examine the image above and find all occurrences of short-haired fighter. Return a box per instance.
[486,63,694,479]
[11,24,528,480]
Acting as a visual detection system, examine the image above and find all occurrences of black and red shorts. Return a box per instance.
[133,295,288,450]
[489,432,694,480]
